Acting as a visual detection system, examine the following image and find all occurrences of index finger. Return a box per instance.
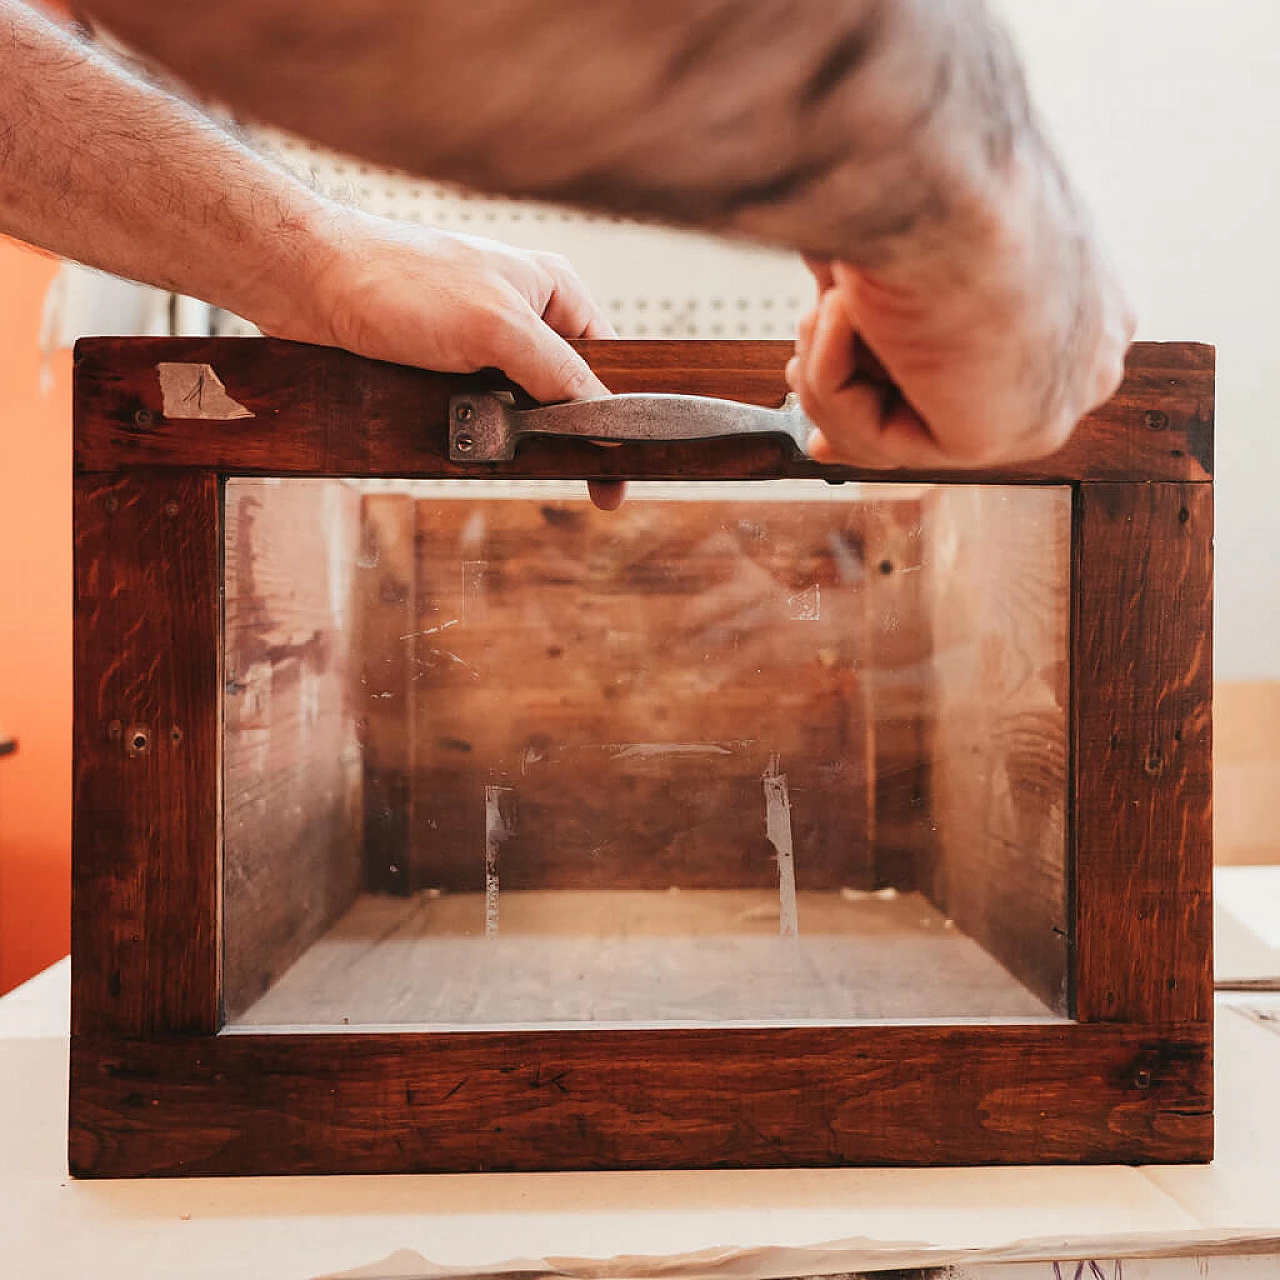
[541,259,617,339]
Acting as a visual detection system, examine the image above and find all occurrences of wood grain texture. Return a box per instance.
[72,474,221,1035]
[356,494,417,895]
[920,487,1073,1012]
[73,339,1214,484]
[1073,483,1214,1023]
[68,1021,1211,1176]
[408,492,876,891]
[222,479,364,1019]
[859,496,933,889]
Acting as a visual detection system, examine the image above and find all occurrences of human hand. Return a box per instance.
[786,164,1135,471]
[259,207,624,508]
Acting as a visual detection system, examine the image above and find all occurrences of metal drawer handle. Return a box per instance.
[448,391,814,463]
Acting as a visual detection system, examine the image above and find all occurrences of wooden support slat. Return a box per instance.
[1073,482,1214,1022]
[74,339,1214,484]
[69,1021,1211,1176]
[72,473,221,1035]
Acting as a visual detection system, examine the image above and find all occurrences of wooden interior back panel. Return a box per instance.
[355,494,417,896]
[222,479,364,1019]
[919,486,1073,1011]
[402,491,903,893]
[859,496,935,889]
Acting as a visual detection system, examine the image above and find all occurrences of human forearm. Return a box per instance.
[0,1,326,332]
[82,0,1044,270]
[59,0,1133,470]
[1,1,615,415]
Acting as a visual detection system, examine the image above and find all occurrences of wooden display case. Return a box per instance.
[69,338,1214,1176]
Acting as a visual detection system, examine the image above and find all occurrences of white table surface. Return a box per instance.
[4,874,1279,1280]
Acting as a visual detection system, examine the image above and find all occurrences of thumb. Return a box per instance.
[501,308,610,403]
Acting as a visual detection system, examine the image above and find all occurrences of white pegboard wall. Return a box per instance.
[250,129,815,342]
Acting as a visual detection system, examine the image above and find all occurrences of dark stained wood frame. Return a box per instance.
[69,338,1214,1176]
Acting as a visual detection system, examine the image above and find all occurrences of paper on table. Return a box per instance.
[1215,868,1280,989]
[0,956,69,1038]
[323,1233,1280,1280]
[5,966,1280,1280]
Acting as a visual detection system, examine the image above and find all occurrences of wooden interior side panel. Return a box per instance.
[222,479,364,1019]
[398,492,925,892]
[918,486,1073,1011]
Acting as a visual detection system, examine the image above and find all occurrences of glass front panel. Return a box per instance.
[222,479,1072,1029]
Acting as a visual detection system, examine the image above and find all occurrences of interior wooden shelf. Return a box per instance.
[234,889,1060,1028]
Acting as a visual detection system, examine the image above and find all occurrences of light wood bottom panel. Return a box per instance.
[233,888,1057,1027]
